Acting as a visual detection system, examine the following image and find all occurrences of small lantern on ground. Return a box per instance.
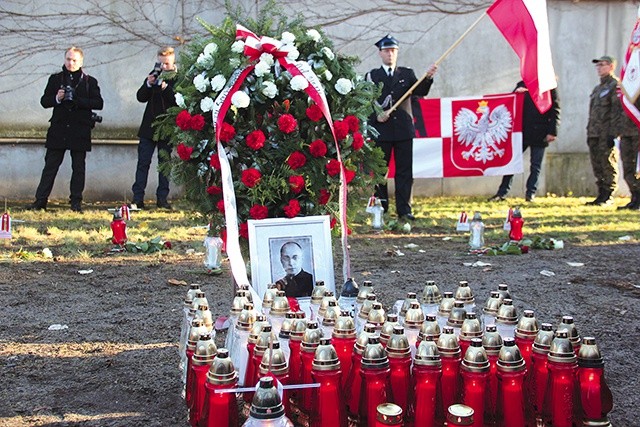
[460,338,490,427]
[577,337,613,427]
[242,377,294,427]
[508,207,524,241]
[546,330,578,427]
[411,338,442,427]
[110,208,127,245]
[468,212,485,249]
[199,348,239,427]
[496,337,527,427]
[311,338,347,427]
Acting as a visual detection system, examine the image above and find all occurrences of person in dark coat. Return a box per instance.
[130,46,177,210]
[28,47,103,212]
[275,241,314,298]
[489,81,561,202]
[367,35,437,220]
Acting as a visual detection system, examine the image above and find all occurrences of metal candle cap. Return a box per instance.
[187,319,207,350]
[361,336,389,369]
[249,377,285,419]
[515,310,540,339]
[532,323,555,354]
[483,291,502,316]
[496,299,518,325]
[193,333,218,365]
[460,312,483,341]
[357,280,374,303]
[454,281,475,304]
[376,403,403,425]
[318,291,337,318]
[367,302,387,327]
[557,316,581,347]
[437,326,461,357]
[355,323,378,354]
[497,284,512,303]
[462,338,490,372]
[548,330,577,363]
[279,311,296,339]
[261,284,278,310]
[248,317,269,344]
[497,337,526,371]
[259,341,289,376]
[414,338,442,366]
[255,325,278,356]
[184,283,201,308]
[386,325,411,358]
[405,301,425,329]
[341,277,359,298]
[358,293,377,319]
[238,285,253,302]
[438,291,456,317]
[322,302,341,327]
[312,338,341,371]
[333,311,356,339]
[311,281,328,305]
[380,313,399,344]
[578,337,604,368]
[237,303,258,331]
[230,290,249,315]
[270,291,290,316]
[301,320,323,351]
[422,280,443,304]
[447,404,474,425]
[207,348,238,385]
[289,315,308,342]
[400,292,419,317]
[419,314,441,342]
[192,291,209,311]
[482,325,503,355]
[447,301,467,328]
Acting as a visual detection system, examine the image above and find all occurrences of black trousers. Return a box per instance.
[375,138,413,216]
[35,148,87,204]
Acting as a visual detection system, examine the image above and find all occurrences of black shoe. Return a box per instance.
[70,203,83,213]
[525,194,535,202]
[129,200,144,210]
[488,194,506,202]
[156,200,172,209]
[618,193,639,210]
[400,213,416,221]
[26,201,47,211]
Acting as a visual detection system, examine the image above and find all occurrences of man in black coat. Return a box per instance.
[131,46,177,210]
[489,81,560,202]
[275,241,314,298]
[367,35,437,220]
[28,47,103,212]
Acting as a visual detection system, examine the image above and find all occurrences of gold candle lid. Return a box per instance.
[414,338,442,367]
[515,309,540,339]
[237,302,258,331]
[270,291,290,316]
[312,337,341,371]
[248,316,269,344]
[447,404,474,425]
[278,311,296,339]
[259,341,289,376]
[482,325,503,355]
[497,283,511,303]
[454,281,475,304]
[418,314,441,342]
[400,292,419,317]
[237,285,253,302]
[301,320,324,351]
[289,312,308,342]
[497,337,525,371]
[404,301,425,329]
[532,323,555,354]
[249,377,285,420]
[359,293,377,320]
[193,333,218,365]
[361,336,389,369]
[184,283,201,308]
[422,280,443,304]
[367,302,387,327]
[483,291,502,316]
[557,316,581,347]
[322,302,341,327]
[459,312,483,340]
[355,323,378,355]
[438,291,456,317]
[437,326,461,357]
[386,325,411,359]
[311,281,328,305]
[261,284,278,309]
[206,348,238,385]
[356,280,374,303]
[447,301,467,328]
[461,338,489,372]
[376,403,403,425]
[333,310,356,339]
[187,319,207,350]
[496,299,518,325]
[318,291,336,318]
[380,313,399,344]
[578,337,604,367]
[255,325,278,356]
[548,330,577,364]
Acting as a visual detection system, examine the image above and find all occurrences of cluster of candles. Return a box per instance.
[179,279,613,426]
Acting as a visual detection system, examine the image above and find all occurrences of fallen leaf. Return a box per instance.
[167,278,187,286]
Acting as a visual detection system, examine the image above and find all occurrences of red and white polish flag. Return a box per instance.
[620,6,640,129]
[487,0,557,113]
[394,93,523,178]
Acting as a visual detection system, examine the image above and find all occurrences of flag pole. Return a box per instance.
[383,11,487,118]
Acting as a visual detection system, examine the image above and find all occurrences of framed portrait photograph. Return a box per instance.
[247,215,335,301]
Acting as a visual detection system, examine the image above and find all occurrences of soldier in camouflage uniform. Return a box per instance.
[617,93,640,210]
[586,56,620,206]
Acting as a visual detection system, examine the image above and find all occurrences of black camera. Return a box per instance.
[150,62,163,85]
[90,112,103,129]
[61,85,76,102]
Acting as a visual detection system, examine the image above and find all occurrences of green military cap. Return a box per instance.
[591,55,616,65]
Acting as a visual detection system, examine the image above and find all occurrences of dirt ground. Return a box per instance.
[0,233,638,426]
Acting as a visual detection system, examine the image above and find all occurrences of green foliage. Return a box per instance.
[123,236,170,254]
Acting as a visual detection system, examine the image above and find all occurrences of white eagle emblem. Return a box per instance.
[454,101,512,163]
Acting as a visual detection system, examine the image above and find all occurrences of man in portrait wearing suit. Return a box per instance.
[275,241,314,298]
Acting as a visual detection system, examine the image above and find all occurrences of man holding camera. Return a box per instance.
[130,46,177,210]
[28,47,103,212]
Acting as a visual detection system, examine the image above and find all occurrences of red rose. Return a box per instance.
[319,189,330,205]
[216,199,225,215]
[190,114,205,131]
[249,205,269,220]
[305,104,323,122]
[344,168,356,183]
[239,222,249,239]
[326,159,341,176]
[352,132,364,150]
[283,199,301,218]
[176,110,192,130]
[287,151,307,170]
[309,139,327,158]
[210,154,221,170]
[333,120,349,140]
[289,175,305,194]
[219,122,236,143]
[344,115,360,133]
[278,114,298,134]
[176,143,193,161]
[241,168,262,188]
[206,185,222,195]
[246,130,266,150]
[330,217,337,229]
[163,241,172,249]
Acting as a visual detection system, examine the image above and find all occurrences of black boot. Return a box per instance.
[586,189,605,205]
[619,191,640,210]
[594,190,614,206]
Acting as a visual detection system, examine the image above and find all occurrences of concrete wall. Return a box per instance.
[0,0,637,200]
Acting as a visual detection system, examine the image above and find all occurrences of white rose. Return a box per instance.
[193,73,209,93]
[290,75,309,91]
[196,53,208,66]
[259,53,274,66]
[210,74,226,92]
[311,59,326,69]
[175,93,186,108]
[281,31,296,45]
[286,46,300,61]
[229,57,241,68]
[334,78,353,95]
[324,70,333,81]
[200,96,214,113]
[306,29,321,42]
[261,81,278,98]
[254,60,271,77]
[231,91,250,108]
[321,47,335,61]
[203,42,218,56]
[231,40,245,53]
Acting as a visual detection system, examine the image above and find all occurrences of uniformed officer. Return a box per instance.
[585,55,620,206]
[366,35,437,220]
[617,94,640,210]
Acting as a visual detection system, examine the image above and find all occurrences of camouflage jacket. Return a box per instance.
[587,74,620,138]
[619,90,640,137]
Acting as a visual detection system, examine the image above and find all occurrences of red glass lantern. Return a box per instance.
[243,320,268,403]
[110,210,127,245]
[331,310,357,387]
[300,320,324,413]
[199,349,239,427]
[577,337,613,426]
[529,323,554,425]
[417,314,441,347]
[558,315,582,355]
[496,337,527,427]
[259,341,291,417]
[460,338,490,427]
[288,312,307,392]
[379,313,399,348]
[345,323,377,420]
[508,207,524,241]
[188,333,217,427]
[375,403,403,427]
[481,325,502,426]
[436,326,462,413]
[386,325,412,415]
[411,339,442,427]
[311,338,347,427]
[359,336,391,426]
[514,310,539,373]
[185,318,207,407]
[458,312,482,358]
[546,330,578,427]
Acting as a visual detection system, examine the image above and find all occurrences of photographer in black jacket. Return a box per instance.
[28,47,103,212]
[130,46,177,210]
